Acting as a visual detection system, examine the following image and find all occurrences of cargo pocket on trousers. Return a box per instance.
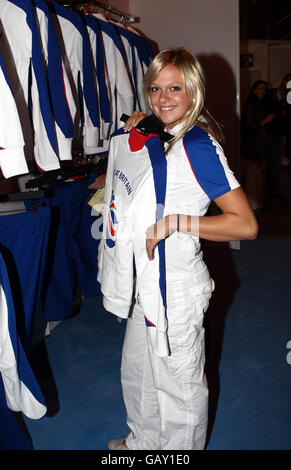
[168,328,205,378]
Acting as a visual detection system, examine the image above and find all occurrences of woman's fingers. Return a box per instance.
[145,217,171,260]
[146,224,157,260]
[146,237,157,260]
[88,174,106,190]
[124,111,148,131]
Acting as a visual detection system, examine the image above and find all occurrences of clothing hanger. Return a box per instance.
[56,1,135,23]
[25,158,106,190]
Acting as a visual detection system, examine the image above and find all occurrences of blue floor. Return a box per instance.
[26,297,128,450]
[206,239,291,450]
[24,178,291,451]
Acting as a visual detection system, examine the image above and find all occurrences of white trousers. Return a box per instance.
[121,277,213,450]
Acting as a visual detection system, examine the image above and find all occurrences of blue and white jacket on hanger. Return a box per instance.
[0,51,28,178]
[0,250,47,419]
[98,128,169,357]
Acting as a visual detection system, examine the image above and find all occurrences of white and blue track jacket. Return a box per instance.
[47,1,100,149]
[0,51,28,178]
[85,14,111,143]
[114,23,149,113]
[1,0,62,171]
[98,124,240,357]
[84,14,136,154]
[0,2,154,172]
[33,0,75,161]
[0,251,46,419]
[98,128,169,357]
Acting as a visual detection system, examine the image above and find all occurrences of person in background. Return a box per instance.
[241,80,275,210]
[101,48,258,450]
[274,74,291,200]
[264,73,291,198]
[284,75,291,200]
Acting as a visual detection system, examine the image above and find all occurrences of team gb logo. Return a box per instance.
[106,192,118,248]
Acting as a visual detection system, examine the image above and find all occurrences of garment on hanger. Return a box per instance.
[98,128,169,357]
[112,22,153,112]
[0,208,52,420]
[84,13,136,154]
[0,0,154,174]
[47,1,100,137]
[32,0,75,159]
[84,14,113,152]
[24,176,101,323]
[0,207,51,349]
[1,0,61,171]
[0,372,33,449]
[0,50,28,178]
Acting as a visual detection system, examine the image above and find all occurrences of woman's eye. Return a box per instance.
[171,86,181,91]
[150,87,158,92]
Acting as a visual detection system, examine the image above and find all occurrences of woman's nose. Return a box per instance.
[159,89,169,101]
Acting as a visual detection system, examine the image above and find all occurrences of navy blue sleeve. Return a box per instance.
[183,126,239,200]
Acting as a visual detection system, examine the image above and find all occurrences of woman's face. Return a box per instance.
[254,83,267,100]
[149,64,193,131]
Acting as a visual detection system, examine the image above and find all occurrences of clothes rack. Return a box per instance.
[0,189,53,203]
[0,189,54,215]
[56,0,135,23]
[25,161,103,189]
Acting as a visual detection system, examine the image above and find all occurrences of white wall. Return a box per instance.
[130,0,241,174]
[269,43,291,87]
[240,39,291,112]
[104,0,130,15]
[240,40,291,85]
[130,0,238,58]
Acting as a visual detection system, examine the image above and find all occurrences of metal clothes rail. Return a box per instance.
[56,0,135,23]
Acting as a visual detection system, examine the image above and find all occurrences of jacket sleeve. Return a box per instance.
[48,1,100,151]
[3,0,62,172]
[85,16,111,140]
[98,18,135,131]
[0,52,28,178]
[115,26,148,113]
[0,252,47,419]
[34,0,74,161]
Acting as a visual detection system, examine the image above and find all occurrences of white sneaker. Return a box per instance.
[108,438,129,450]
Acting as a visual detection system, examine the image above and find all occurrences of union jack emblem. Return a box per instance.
[106,192,118,248]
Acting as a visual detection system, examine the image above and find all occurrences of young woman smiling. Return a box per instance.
[105,48,258,451]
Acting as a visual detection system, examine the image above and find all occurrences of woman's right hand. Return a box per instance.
[87,173,106,190]
[123,111,148,131]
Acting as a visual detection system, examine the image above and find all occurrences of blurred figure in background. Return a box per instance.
[284,75,291,199]
[264,73,291,198]
[241,80,275,210]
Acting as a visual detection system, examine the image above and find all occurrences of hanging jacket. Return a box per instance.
[32,0,75,160]
[0,242,47,420]
[84,14,111,142]
[47,1,100,145]
[0,51,28,178]
[114,23,148,112]
[98,128,169,357]
[1,0,61,171]
[84,14,135,154]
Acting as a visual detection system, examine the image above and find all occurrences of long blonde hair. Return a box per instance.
[143,48,224,151]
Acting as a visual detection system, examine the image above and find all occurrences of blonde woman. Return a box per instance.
[105,48,258,450]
